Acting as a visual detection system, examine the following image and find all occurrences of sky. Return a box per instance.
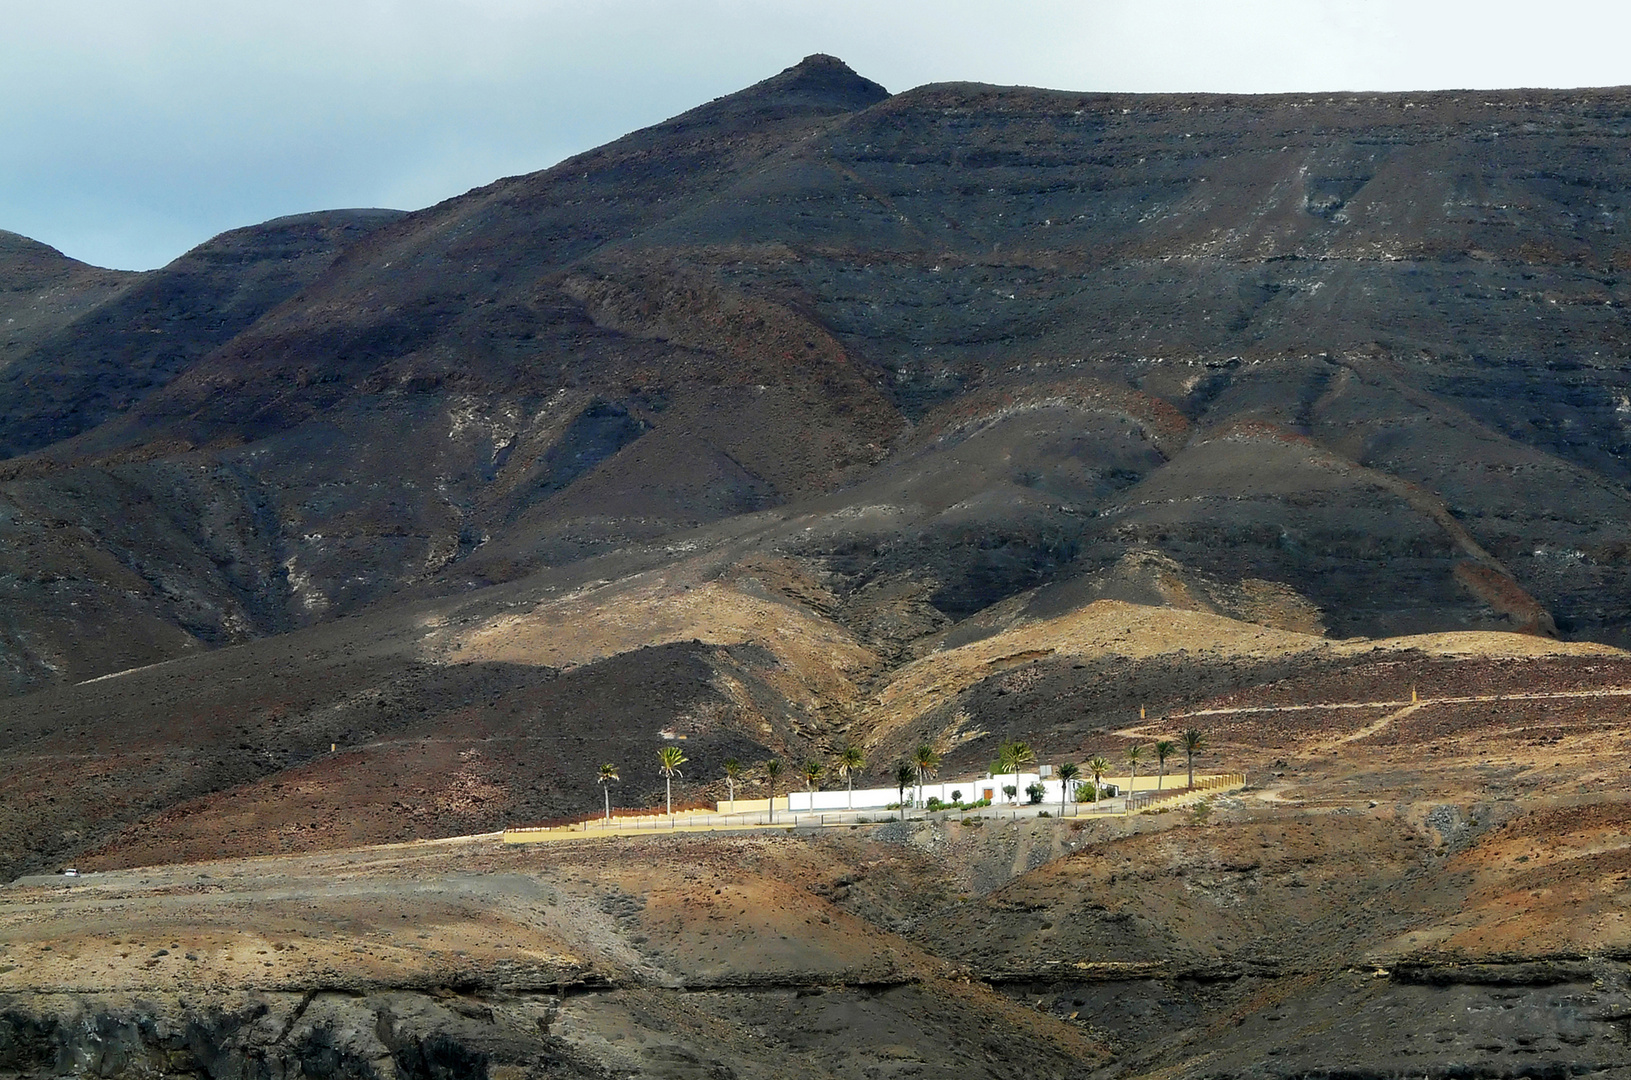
[5,0,1630,271]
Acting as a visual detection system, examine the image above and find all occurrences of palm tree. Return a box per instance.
[1087,755,1111,803]
[1003,740,1036,804]
[835,745,866,809]
[722,758,742,810]
[657,746,687,816]
[1181,729,1208,788]
[801,759,824,814]
[764,758,783,823]
[894,762,915,822]
[597,762,620,821]
[912,744,940,807]
[1057,762,1081,816]
[1154,740,1176,791]
[1125,744,1145,798]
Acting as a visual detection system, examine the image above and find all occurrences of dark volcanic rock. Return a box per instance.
[0,231,136,374]
[0,64,1629,715]
[0,209,406,458]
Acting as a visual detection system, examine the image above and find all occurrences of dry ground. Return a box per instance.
[8,637,1631,1076]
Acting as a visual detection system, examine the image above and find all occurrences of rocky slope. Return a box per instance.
[5,56,1631,1075]
[10,658,1631,1080]
[0,232,135,374]
[3,57,1631,701]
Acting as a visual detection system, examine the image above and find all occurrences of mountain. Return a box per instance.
[0,231,136,374]
[2,57,1631,880]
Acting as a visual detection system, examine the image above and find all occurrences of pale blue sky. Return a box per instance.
[5,0,1629,271]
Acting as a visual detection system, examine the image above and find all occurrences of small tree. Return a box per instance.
[723,758,742,809]
[912,744,940,807]
[1057,762,1081,816]
[835,745,866,809]
[1181,729,1208,789]
[598,762,620,821]
[1087,755,1111,802]
[1125,743,1144,798]
[895,762,915,822]
[764,758,783,823]
[1154,740,1176,791]
[995,746,1016,800]
[801,759,824,813]
[658,746,687,816]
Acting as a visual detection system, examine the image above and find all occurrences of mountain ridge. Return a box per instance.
[1,57,1630,871]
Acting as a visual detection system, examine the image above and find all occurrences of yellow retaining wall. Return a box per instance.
[500,772,1248,844]
[1128,772,1246,812]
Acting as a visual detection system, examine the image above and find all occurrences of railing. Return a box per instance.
[1125,772,1246,813]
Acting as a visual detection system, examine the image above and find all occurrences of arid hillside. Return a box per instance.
[4,60,1631,1075]
[3,56,1631,703]
[7,647,1631,1078]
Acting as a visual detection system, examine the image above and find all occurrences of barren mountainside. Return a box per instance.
[0,56,1628,698]
[0,49,1629,854]
[5,55,1631,1080]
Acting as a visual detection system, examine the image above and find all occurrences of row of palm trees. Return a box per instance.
[590,729,1208,823]
[594,746,697,821]
[594,745,872,824]
[1063,729,1209,811]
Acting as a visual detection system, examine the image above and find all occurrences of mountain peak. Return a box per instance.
[738,53,890,113]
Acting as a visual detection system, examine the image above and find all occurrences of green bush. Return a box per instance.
[925,796,994,813]
[1037,810,1052,818]
[1025,782,1046,804]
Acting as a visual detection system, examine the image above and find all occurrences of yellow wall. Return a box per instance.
[713,796,788,813]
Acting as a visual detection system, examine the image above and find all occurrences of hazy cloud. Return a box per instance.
[4,0,1627,269]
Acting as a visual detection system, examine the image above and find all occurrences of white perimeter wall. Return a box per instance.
[786,773,1085,811]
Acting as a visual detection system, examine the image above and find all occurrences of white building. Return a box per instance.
[782,770,1101,812]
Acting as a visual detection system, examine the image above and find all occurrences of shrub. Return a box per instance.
[1003,785,1018,801]
[1025,782,1046,804]
[962,817,985,827]
[951,790,963,803]
[1037,810,1052,818]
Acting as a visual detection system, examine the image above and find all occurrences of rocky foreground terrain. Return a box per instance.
[5,54,1631,1076]
[8,651,1631,1078]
